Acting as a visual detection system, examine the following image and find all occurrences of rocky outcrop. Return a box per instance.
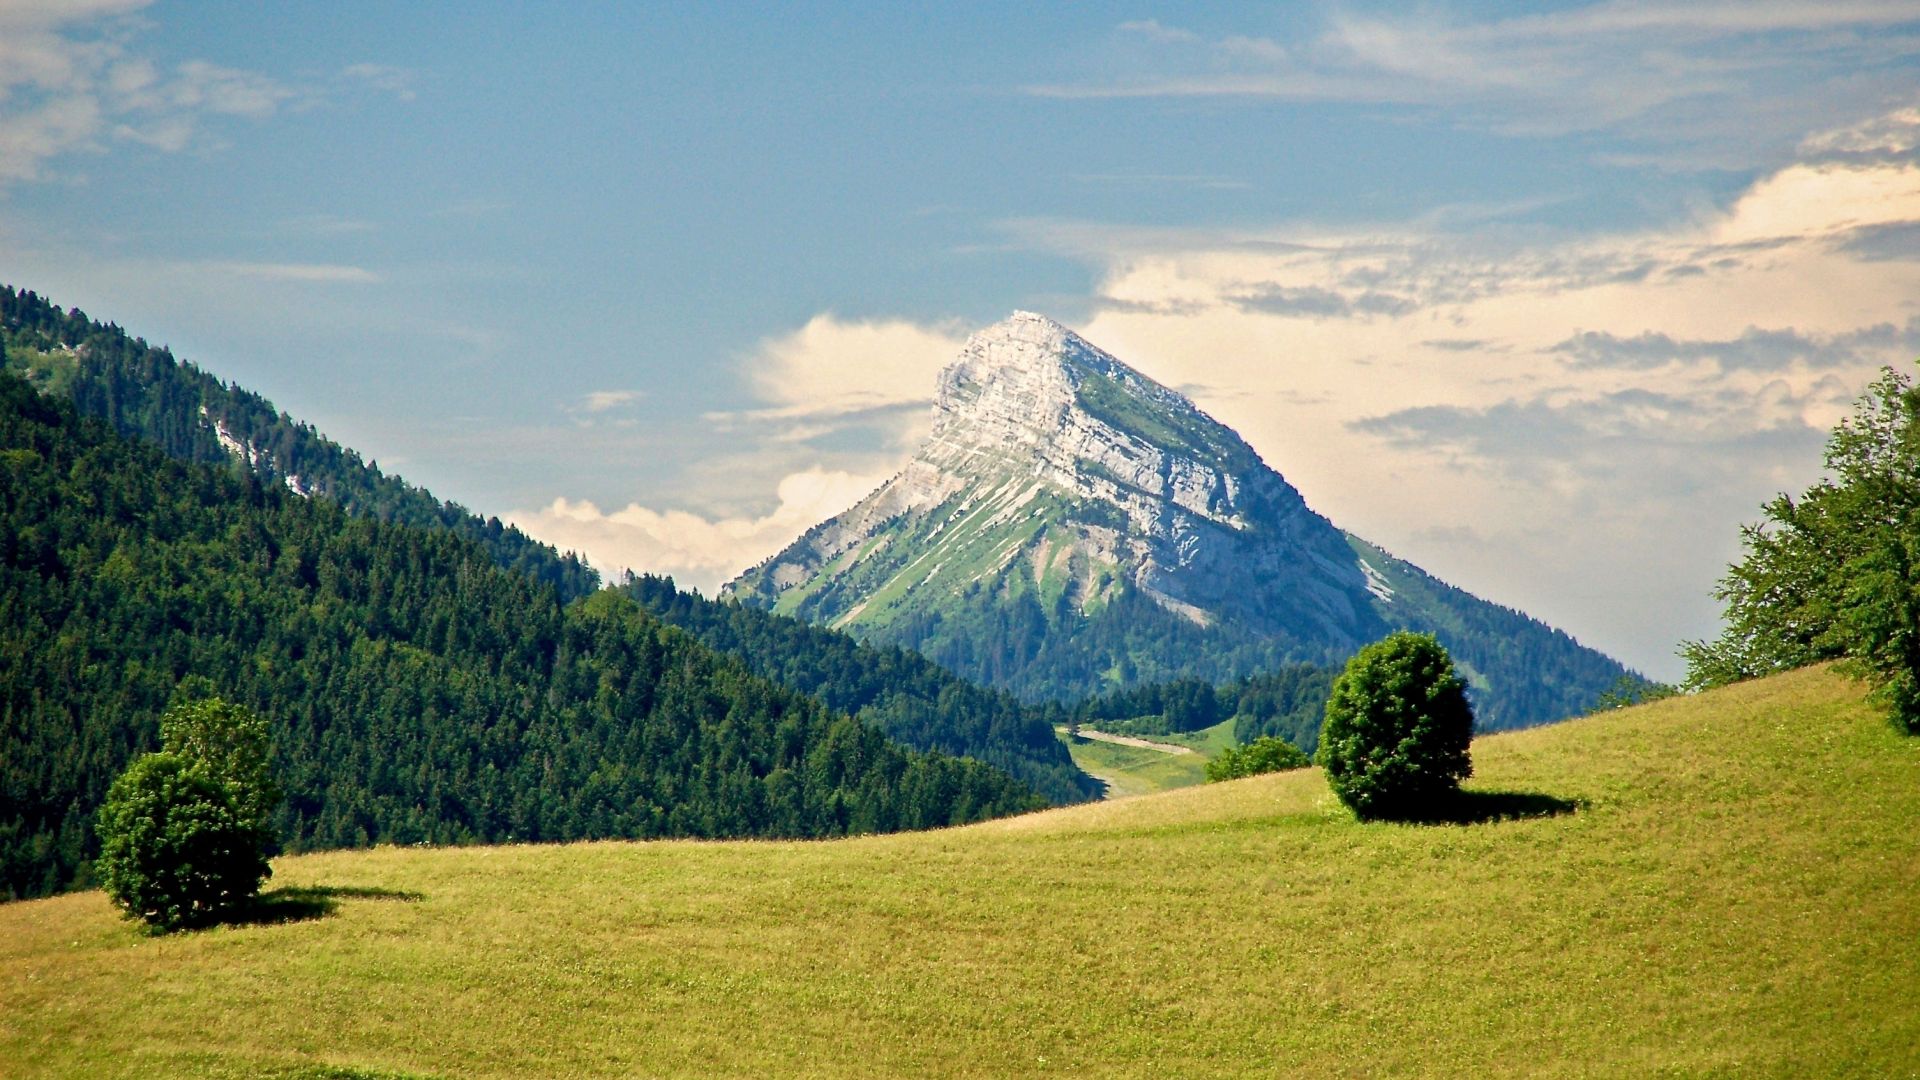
[727,312,1376,643]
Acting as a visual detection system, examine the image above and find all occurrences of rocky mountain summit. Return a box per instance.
[727,313,1635,728]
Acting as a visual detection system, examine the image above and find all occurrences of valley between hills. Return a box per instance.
[4,286,1918,1079]
[5,666,1916,1078]
[7,8,1920,1077]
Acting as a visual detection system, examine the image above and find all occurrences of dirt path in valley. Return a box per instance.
[1066,728,1194,755]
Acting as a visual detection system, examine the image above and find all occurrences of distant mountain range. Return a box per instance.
[728,312,1639,729]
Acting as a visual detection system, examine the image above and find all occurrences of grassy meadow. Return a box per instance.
[1055,718,1235,796]
[4,665,1918,1078]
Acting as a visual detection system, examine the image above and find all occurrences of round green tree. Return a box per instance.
[93,753,272,930]
[1316,631,1474,818]
[160,696,281,847]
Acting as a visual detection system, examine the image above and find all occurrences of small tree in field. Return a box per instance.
[95,696,278,930]
[1317,632,1474,819]
[94,754,271,930]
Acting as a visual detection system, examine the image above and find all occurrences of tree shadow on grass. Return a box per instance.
[1379,789,1584,826]
[221,884,425,928]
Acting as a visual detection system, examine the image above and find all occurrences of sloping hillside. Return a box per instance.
[0,284,1096,808]
[0,373,1040,900]
[625,575,1099,804]
[0,285,598,602]
[4,666,1914,1078]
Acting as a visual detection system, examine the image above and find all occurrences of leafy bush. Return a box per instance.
[1316,632,1474,819]
[159,696,282,844]
[93,753,272,930]
[94,696,279,929]
[1205,736,1309,782]
[1684,365,1920,734]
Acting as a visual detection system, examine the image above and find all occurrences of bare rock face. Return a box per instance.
[726,312,1377,645]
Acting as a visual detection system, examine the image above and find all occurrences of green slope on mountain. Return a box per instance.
[4,665,1914,1077]
[0,286,598,602]
[0,374,1041,900]
[1,285,1105,802]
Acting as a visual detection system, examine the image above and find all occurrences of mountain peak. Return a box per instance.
[724,314,1633,727]
[733,313,1340,633]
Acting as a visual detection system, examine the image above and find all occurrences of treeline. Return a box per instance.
[1069,666,1335,753]
[0,286,598,602]
[885,583,1340,704]
[624,576,1099,804]
[0,376,1041,900]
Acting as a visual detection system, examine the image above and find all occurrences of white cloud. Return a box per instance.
[504,104,1920,674]
[576,389,644,414]
[505,467,892,594]
[339,62,416,102]
[197,260,380,283]
[0,2,308,185]
[742,312,964,429]
[506,314,964,591]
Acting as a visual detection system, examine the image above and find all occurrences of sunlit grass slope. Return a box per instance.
[1055,718,1235,797]
[5,665,1917,1078]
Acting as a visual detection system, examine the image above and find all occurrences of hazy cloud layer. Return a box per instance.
[1552,318,1920,371]
[1031,105,1920,677]
[506,467,891,595]
[515,103,1920,676]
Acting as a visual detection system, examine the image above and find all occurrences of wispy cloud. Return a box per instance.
[574,389,644,414]
[1552,318,1920,372]
[196,260,380,284]
[0,4,396,187]
[1068,171,1252,191]
[1030,3,1920,156]
[339,62,416,102]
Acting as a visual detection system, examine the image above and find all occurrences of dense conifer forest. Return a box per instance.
[0,375,1042,900]
[1069,666,1336,752]
[1,286,1105,809]
[624,576,1098,804]
[0,286,598,602]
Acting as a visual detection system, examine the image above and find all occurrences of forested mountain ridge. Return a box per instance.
[729,312,1643,728]
[0,284,1100,800]
[0,285,597,602]
[0,373,1042,900]
[624,576,1098,804]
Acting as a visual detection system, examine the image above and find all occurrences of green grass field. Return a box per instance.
[5,665,1918,1078]
[1055,719,1233,796]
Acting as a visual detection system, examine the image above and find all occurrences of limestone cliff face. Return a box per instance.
[727,312,1379,647]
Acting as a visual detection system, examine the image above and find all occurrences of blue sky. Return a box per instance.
[5,1,1920,679]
